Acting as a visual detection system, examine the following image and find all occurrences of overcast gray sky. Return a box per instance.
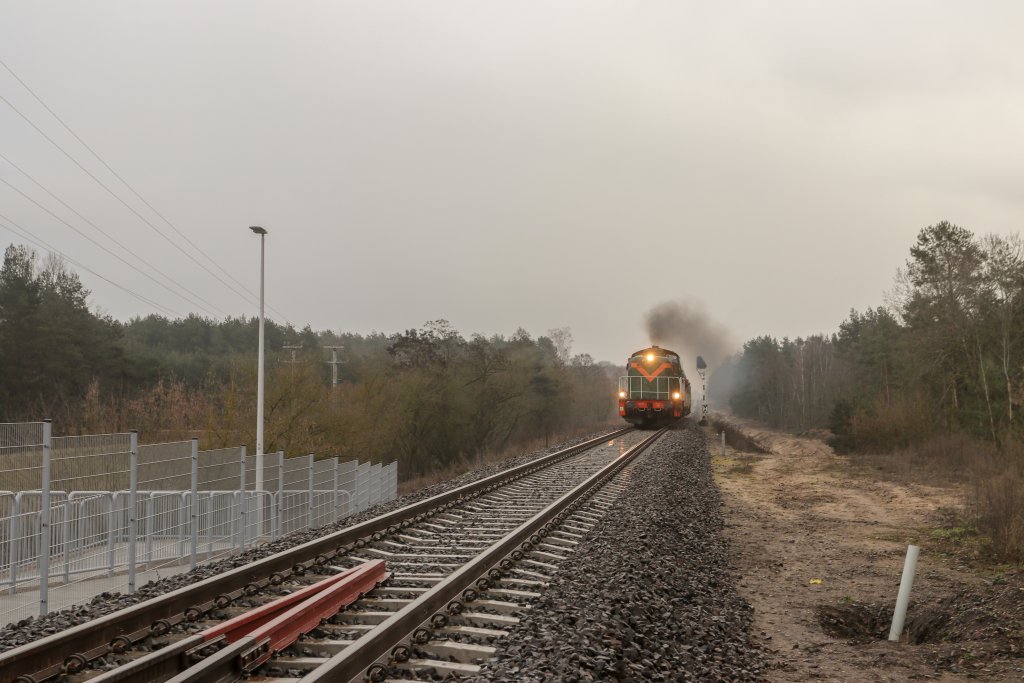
[1,1,1022,363]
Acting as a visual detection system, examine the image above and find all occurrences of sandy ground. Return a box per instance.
[711,413,1024,682]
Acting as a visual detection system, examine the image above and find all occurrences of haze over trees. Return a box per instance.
[717,222,1023,450]
[0,244,617,479]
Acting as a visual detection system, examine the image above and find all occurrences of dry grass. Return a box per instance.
[727,454,758,475]
[851,433,1024,563]
[973,455,1024,562]
[397,420,622,495]
[851,433,1002,487]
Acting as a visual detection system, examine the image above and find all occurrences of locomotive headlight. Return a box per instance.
[618,391,626,398]
[673,391,681,399]
[646,353,654,362]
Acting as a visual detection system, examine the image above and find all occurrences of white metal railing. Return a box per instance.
[0,488,357,590]
[618,375,683,400]
[0,421,399,627]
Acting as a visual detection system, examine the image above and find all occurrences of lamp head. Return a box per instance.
[249,225,267,235]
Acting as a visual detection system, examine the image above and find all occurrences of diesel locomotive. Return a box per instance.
[618,345,691,427]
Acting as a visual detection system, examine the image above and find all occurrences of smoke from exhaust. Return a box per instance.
[644,300,737,381]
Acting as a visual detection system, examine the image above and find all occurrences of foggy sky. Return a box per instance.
[2,2,1023,364]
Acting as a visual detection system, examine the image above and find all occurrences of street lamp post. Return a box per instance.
[250,226,267,495]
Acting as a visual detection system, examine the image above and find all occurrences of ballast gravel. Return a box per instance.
[473,422,766,682]
[1,422,767,681]
[0,427,618,652]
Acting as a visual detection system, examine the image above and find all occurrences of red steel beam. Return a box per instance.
[201,560,386,646]
[197,560,387,673]
[237,559,388,671]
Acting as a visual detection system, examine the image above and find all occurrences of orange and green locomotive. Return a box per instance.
[617,345,691,427]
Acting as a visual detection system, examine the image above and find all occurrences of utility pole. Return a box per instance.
[282,343,303,375]
[324,345,344,387]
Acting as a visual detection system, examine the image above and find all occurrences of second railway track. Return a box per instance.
[3,426,667,683]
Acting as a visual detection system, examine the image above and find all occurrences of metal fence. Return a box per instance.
[0,421,397,627]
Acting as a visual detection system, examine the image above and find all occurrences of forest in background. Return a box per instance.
[714,221,1022,450]
[0,244,617,479]
[714,222,1024,559]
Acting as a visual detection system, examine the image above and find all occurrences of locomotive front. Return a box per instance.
[617,345,691,427]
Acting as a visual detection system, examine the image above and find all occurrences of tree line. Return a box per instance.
[713,222,1023,453]
[0,244,617,478]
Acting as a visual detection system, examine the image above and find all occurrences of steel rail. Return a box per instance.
[2,427,631,683]
[85,561,389,683]
[302,426,668,683]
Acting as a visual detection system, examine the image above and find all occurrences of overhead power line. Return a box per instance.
[0,56,293,324]
[0,151,228,317]
[0,90,261,309]
[0,175,225,317]
[0,212,182,317]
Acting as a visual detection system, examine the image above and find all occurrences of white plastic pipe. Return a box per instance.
[888,544,920,641]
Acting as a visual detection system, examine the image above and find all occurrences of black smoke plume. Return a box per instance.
[644,300,736,381]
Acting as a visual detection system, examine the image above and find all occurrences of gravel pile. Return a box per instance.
[0,428,617,652]
[475,422,766,682]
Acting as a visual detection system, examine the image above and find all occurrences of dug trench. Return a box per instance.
[713,413,1024,681]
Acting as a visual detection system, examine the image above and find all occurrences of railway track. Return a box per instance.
[2,426,666,683]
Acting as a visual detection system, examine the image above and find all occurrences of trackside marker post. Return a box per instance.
[888,544,920,641]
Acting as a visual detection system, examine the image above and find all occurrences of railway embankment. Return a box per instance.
[713,412,1024,681]
[476,420,766,681]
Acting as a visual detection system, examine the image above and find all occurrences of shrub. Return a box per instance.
[973,441,1024,562]
[827,398,856,454]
